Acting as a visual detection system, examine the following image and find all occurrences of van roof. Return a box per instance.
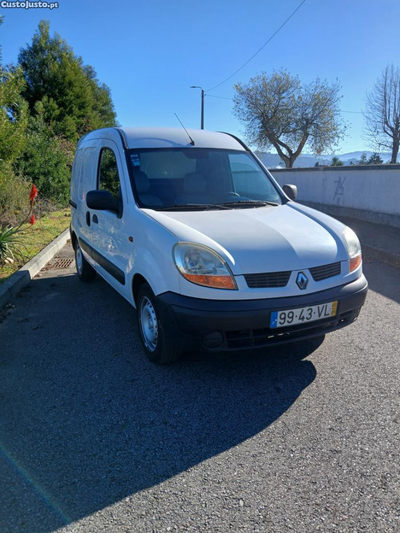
[79,127,248,151]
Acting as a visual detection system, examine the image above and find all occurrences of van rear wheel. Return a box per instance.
[75,243,96,282]
[137,283,181,364]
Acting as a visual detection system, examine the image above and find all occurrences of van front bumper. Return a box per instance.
[156,274,368,351]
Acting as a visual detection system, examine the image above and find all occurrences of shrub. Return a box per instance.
[17,106,73,205]
[0,183,37,264]
[0,162,31,227]
[0,225,26,264]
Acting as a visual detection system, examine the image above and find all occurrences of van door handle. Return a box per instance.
[92,214,98,224]
[86,211,91,227]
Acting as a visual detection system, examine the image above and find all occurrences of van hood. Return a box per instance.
[144,204,349,275]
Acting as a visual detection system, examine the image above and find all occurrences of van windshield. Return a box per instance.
[127,148,282,210]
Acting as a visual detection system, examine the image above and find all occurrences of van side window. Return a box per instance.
[98,148,121,201]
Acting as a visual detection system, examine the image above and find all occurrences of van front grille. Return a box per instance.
[244,271,291,289]
[309,262,341,282]
[244,262,341,289]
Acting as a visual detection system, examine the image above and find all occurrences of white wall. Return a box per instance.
[270,165,400,227]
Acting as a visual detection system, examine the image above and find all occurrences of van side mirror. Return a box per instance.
[86,190,118,212]
[283,184,297,201]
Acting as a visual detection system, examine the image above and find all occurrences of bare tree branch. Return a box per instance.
[364,64,400,163]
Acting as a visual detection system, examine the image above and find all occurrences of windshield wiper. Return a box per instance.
[217,200,280,208]
[151,200,279,211]
[154,203,231,211]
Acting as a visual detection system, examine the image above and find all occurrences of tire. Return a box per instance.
[75,242,96,282]
[137,283,181,364]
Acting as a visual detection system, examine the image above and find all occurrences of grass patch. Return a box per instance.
[0,208,71,284]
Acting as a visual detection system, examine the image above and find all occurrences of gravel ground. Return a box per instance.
[0,244,399,532]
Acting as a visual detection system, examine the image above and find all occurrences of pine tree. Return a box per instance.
[18,21,117,141]
[15,20,118,204]
[0,16,31,223]
[367,152,383,164]
[331,156,344,167]
[358,153,368,165]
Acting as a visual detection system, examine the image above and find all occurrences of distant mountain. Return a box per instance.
[257,151,392,169]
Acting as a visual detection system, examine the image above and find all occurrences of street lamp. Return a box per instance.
[190,86,204,130]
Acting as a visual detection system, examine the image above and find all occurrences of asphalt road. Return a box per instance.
[0,244,399,532]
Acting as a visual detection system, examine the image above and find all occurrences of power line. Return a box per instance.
[206,0,307,92]
[206,94,232,100]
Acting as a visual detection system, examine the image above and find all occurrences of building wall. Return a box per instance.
[270,165,400,228]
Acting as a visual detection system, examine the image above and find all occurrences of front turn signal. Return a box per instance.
[349,254,362,272]
[181,273,237,290]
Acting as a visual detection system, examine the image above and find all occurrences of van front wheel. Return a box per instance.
[137,283,181,364]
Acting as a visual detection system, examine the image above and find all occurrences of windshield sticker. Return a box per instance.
[131,154,140,167]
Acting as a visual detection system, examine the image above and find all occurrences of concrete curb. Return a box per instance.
[0,228,70,310]
[362,245,400,269]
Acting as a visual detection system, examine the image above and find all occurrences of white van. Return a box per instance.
[69,127,368,363]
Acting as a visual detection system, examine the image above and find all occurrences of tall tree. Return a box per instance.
[364,64,400,164]
[331,156,344,166]
[0,15,31,224]
[0,14,3,62]
[18,20,117,141]
[0,15,28,164]
[367,152,383,164]
[233,70,346,168]
[83,65,117,131]
[0,65,28,166]
[358,153,368,165]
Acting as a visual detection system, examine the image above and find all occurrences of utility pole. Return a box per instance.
[190,86,204,129]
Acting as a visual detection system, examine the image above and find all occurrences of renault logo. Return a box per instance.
[296,272,308,290]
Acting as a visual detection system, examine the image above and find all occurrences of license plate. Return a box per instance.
[270,301,338,329]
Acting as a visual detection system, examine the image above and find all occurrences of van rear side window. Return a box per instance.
[70,149,83,199]
[77,147,98,199]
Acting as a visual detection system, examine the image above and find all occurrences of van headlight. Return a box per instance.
[343,226,362,272]
[173,243,237,290]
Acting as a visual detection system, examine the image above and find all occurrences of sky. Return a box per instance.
[1,0,400,154]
